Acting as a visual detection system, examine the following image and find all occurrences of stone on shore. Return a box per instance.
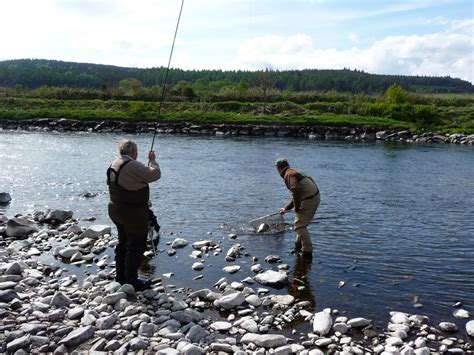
[347,317,372,328]
[59,325,95,347]
[5,217,39,238]
[466,320,474,336]
[217,292,246,309]
[44,209,73,223]
[439,321,458,332]
[240,333,287,348]
[313,310,333,336]
[254,270,288,287]
[171,238,188,248]
[80,224,111,239]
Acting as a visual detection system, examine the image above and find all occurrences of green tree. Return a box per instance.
[386,84,407,104]
[257,65,276,114]
[119,78,144,97]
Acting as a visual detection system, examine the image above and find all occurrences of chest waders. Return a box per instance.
[107,159,150,285]
[284,168,320,257]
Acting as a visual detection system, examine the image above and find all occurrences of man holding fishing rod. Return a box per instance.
[276,158,320,259]
[107,139,161,291]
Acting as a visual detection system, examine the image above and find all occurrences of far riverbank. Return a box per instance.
[1,118,474,145]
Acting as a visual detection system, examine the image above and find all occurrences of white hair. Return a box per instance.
[118,139,137,155]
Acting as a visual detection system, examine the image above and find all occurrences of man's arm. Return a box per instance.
[285,173,302,211]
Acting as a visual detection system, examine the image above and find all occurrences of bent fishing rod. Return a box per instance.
[150,0,185,153]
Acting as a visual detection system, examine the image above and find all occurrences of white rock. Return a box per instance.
[414,347,430,355]
[466,320,474,336]
[80,225,111,239]
[251,264,262,273]
[254,270,288,286]
[271,295,294,306]
[314,338,332,346]
[313,311,333,336]
[239,319,259,333]
[439,321,458,332]
[217,292,245,309]
[347,317,371,328]
[171,238,188,249]
[59,247,81,259]
[192,262,205,271]
[391,311,410,324]
[453,309,469,319]
[386,336,403,346]
[240,333,287,348]
[400,345,415,355]
[210,321,232,331]
[223,265,241,274]
[245,294,262,307]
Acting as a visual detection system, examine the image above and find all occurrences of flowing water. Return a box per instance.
[1,130,473,334]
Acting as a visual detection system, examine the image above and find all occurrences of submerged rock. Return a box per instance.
[0,192,12,204]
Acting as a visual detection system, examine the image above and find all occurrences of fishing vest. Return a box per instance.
[283,168,319,200]
[106,159,149,206]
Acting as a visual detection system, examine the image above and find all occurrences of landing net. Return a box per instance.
[248,213,286,234]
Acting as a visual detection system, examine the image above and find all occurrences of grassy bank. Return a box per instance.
[0,93,472,133]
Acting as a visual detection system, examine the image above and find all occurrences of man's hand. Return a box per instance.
[148,150,156,161]
[279,208,286,215]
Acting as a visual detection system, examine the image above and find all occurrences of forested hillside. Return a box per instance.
[0,59,472,94]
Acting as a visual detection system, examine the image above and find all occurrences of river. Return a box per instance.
[1,130,473,334]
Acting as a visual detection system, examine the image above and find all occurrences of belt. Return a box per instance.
[302,190,320,201]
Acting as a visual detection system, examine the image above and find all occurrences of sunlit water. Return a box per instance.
[1,130,473,335]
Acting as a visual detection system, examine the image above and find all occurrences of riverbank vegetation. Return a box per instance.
[0,59,473,133]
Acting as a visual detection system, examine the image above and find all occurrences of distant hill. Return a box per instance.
[0,58,472,94]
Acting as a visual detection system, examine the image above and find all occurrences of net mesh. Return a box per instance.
[248,213,286,233]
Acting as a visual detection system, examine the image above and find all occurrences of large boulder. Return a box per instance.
[5,217,39,238]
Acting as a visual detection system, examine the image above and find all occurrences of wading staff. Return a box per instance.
[149,0,185,153]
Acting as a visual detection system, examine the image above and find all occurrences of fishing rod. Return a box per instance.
[150,0,185,152]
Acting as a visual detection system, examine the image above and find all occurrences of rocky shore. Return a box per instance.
[1,118,474,145]
[0,209,473,354]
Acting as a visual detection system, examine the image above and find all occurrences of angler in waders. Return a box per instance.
[276,158,320,259]
[107,139,161,291]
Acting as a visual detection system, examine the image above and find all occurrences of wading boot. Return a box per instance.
[130,278,152,292]
[291,240,302,254]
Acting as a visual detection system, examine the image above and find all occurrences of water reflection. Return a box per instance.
[288,255,316,309]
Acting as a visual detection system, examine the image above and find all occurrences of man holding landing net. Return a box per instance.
[276,158,320,258]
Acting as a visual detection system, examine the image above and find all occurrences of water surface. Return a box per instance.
[1,131,473,334]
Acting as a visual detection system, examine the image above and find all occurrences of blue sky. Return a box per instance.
[1,0,472,82]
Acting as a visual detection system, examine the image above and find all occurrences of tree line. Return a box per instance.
[0,59,472,94]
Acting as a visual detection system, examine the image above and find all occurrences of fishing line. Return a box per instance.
[150,0,184,152]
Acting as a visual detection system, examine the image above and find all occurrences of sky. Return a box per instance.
[1,0,473,83]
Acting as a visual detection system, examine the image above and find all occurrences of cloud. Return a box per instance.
[226,23,473,83]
